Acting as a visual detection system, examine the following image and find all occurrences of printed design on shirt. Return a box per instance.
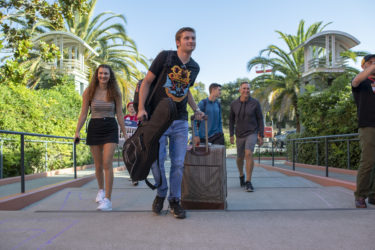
[163,65,191,102]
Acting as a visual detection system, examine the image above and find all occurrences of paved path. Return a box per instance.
[1,158,374,249]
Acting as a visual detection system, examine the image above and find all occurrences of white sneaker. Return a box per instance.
[97,198,112,211]
[95,189,105,203]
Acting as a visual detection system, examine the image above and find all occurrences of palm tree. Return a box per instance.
[247,20,331,132]
[29,0,147,103]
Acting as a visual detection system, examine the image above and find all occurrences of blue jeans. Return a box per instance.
[151,120,188,201]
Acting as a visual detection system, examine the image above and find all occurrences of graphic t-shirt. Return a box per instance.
[149,50,200,120]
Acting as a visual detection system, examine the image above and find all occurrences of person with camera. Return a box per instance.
[352,54,375,208]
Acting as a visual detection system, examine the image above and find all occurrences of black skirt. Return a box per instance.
[86,117,119,145]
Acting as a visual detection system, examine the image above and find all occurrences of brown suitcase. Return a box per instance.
[181,116,227,209]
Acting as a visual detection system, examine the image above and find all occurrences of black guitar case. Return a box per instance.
[122,97,177,189]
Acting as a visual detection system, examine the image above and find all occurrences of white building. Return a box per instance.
[291,30,360,91]
[32,31,98,95]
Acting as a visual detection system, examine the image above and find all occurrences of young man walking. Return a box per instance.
[193,83,224,145]
[137,27,202,219]
[229,82,264,192]
[352,54,375,208]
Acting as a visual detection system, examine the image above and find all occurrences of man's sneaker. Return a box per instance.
[355,197,367,208]
[95,189,105,203]
[132,180,139,186]
[97,198,112,211]
[368,197,375,205]
[239,175,245,187]
[152,196,165,214]
[169,199,186,219]
[245,181,254,192]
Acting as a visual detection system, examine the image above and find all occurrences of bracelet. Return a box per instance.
[194,108,201,113]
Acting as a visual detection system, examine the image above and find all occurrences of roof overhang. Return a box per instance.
[32,31,99,57]
[290,30,360,54]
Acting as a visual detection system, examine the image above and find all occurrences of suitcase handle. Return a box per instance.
[190,115,210,156]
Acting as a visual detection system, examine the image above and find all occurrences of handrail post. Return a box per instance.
[117,145,120,167]
[73,142,77,179]
[0,139,3,179]
[285,140,288,161]
[20,134,25,193]
[292,140,295,171]
[45,141,48,172]
[325,137,329,177]
[258,146,260,163]
[271,139,274,166]
[347,139,351,169]
[316,141,319,166]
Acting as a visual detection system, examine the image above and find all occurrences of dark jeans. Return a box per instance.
[200,132,225,145]
[355,127,375,199]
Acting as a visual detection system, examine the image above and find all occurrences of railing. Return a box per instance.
[287,133,359,177]
[41,59,89,77]
[254,133,359,177]
[300,57,346,73]
[255,140,286,166]
[0,130,87,193]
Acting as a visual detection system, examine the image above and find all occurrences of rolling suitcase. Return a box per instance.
[181,116,227,209]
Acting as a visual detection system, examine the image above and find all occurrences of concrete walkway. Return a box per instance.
[1,158,374,249]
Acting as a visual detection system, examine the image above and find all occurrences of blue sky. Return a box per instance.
[94,0,375,92]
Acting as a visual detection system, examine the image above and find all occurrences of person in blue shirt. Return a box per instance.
[193,83,224,145]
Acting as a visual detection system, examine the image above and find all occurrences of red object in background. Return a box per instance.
[255,65,272,74]
[264,126,273,138]
[255,69,272,73]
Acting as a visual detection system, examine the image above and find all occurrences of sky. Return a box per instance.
[94,0,375,92]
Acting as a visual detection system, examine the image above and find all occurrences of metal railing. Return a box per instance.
[253,133,359,177]
[287,133,359,177]
[256,141,286,166]
[0,130,86,193]
[299,57,346,73]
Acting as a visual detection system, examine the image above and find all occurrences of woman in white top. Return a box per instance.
[74,64,127,211]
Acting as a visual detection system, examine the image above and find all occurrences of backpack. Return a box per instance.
[122,97,177,189]
[133,50,174,114]
[201,98,221,113]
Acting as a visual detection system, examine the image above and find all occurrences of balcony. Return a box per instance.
[300,57,346,78]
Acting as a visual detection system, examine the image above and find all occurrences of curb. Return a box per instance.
[256,163,356,191]
[0,165,128,211]
[283,161,357,176]
[0,164,95,186]
[0,175,96,210]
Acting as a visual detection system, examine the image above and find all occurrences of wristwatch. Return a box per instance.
[194,108,201,113]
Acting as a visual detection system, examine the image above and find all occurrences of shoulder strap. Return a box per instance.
[202,98,221,113]
[145,51,174,107]
[201,98,208,113]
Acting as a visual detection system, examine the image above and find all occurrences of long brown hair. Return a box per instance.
[87,64,121,102]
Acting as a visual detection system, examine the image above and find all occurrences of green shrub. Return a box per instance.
[0,82,92,177]
[286,133,360,169]
[287,74,360,169]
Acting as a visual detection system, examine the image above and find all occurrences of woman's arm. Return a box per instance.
[115,94,127,138]
[74,89,90,142]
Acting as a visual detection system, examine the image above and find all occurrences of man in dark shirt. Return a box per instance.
[229,82,264,192]
[137,27,203,219]
[352,54,375,208]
